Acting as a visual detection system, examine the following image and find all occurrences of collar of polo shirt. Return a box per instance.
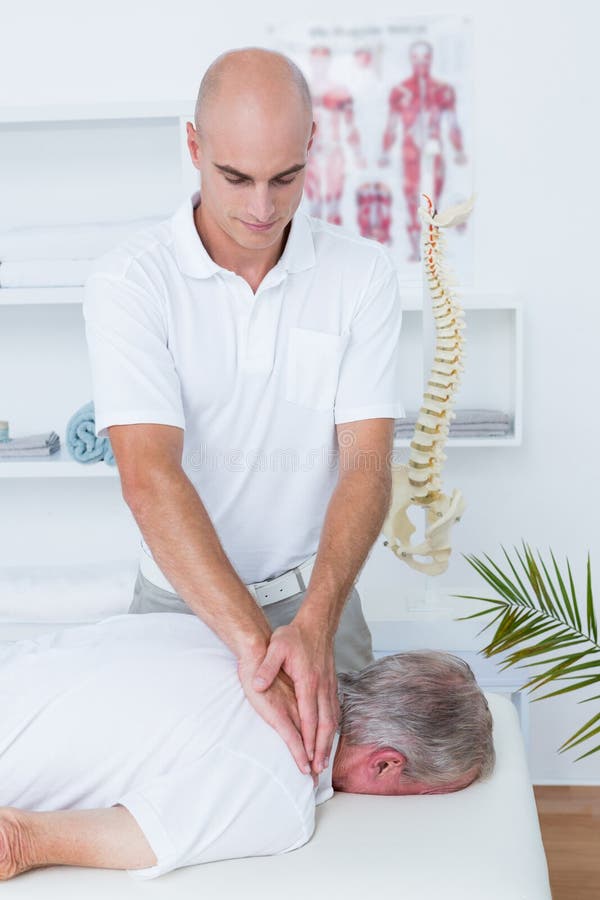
[172,189,316,280]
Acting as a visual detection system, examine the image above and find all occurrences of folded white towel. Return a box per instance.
[0,431,59,450]
[0,560,139,622]
[0,259,92,288]
[395,422,512,433]
[396,409,512,426]
[0,444,60,458]
[394,429,511,438]
[0,215,166,261]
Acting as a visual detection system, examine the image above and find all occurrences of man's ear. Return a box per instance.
[369,748,407,778]
[186,122,202,168]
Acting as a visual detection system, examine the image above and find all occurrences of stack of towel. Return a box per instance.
[0,215,166,288]
[0,431,60,458]
[394,408,513,439]
[0,402,115,465]
[66,401,115,466]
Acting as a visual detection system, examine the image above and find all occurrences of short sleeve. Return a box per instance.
[115,744,314,881]
[334,258,405,424]
[83,270,185,439]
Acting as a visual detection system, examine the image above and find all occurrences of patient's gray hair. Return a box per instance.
[338,650,495,787]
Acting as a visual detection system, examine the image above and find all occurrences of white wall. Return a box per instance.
[1,0,598,783]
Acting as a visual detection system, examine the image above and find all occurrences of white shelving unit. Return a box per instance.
[0,101,198,480]
[0,286,82,306]
[0,446,116,478]
[0,101,522,479]
[394,285,523,449]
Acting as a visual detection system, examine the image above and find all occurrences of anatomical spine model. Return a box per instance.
[382,192,475,575]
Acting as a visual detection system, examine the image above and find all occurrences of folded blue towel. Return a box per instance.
[66,401,115,466]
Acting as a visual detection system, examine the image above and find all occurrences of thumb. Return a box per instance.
[253,642,286,691]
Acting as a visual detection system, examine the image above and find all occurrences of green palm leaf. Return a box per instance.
[452,541,600,761]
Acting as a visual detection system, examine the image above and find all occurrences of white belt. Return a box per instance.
[138,544,318,608]
[246,553,317,605]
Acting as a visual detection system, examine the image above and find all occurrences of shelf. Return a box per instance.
[0,287,83,306]
[0,429,519,479]
[0,105,523,481]
[394,434,519,448]
[0,430,519,478]
[0,434,519,479]
[396,301,523,447]
[0,445,118,478]
[0,100,192,125]
[399,285,519,312]
[0,115,192,234]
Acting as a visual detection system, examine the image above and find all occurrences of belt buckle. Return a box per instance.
[255,569,302,606]
[248,553,317,607]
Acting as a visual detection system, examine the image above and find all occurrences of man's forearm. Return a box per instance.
[0,805,156,877]
[295,469,391,636]
[126,468,313,775]
[125,468,272,660]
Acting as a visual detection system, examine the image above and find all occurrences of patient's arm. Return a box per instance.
[0,804,155,879]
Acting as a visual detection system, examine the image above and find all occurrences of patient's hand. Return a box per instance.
[237,655,314,778]
[251,621,339,777]
[0,807,34,879]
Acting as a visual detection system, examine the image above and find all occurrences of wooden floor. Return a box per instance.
[533,786,600,900]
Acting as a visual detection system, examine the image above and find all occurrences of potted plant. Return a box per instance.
[453,541,599,760]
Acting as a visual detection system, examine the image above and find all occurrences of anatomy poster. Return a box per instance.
[267,16,474,283]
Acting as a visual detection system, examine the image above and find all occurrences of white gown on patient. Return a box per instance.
[0,612,335,880]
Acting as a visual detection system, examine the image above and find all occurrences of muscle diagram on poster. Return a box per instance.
[267,14,474,287]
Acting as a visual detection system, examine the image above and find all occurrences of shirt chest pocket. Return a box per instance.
[284,327,349,411]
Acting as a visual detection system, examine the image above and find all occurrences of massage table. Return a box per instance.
[0,563,553,899]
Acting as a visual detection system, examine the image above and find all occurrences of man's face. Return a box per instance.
[333,742,479,796]
[187,97,315,255]
[339,765,478,796]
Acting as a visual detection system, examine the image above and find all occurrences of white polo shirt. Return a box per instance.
[0,612,337,880]
[83,190,404,586]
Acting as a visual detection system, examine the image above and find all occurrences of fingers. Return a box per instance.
[264,686,311,775]
[295,680,318,763]
[293,678,338,772]
[242,625,341,777]
[279,717,312,776]
[252,641,286,692]
[312,683,340,775]
[239,662,311,775]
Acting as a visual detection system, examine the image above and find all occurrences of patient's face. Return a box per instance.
[332,739,478,795]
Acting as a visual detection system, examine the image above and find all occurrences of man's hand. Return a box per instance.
[237,653,316,779]
[251,620,339,775]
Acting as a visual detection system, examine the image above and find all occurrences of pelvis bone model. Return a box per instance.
[382,192,475,575]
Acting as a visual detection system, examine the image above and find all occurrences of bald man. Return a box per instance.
[83,47,404,779]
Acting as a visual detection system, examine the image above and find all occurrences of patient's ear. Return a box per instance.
[369,748,407,777]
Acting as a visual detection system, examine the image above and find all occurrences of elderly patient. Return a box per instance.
[0,612,494,881]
